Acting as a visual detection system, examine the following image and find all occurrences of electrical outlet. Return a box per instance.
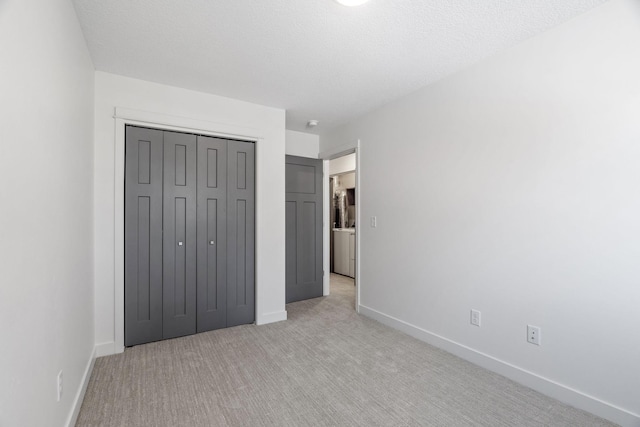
[470,309,481,327]
[370,216,377,228]
[57,370,63,402]
[527,325,541,345]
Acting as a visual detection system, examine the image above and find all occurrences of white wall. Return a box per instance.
[329,153,356,175]
[93,72,287,355]
[285,129,319,158]
[321,0,640,425]
[334,172,356,190]
[0,1,95,426]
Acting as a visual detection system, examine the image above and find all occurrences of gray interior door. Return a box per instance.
[196,135,228,332]
[226,140,256,326]
[124,126,164,346]
[162,131,198,340]
[285,156,323,303]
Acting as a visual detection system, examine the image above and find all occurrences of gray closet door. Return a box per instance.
[226,140,255,326]
[162,131,198,339]
[125,127,256,346]
[285,156,323,303]
[124,126,164,347]
[196,136,228,332]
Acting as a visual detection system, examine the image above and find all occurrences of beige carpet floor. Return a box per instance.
[76,274,615,426]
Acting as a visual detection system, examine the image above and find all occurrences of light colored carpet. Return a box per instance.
[77,274,615,426]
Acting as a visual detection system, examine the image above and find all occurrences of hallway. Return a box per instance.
[329,273,355,308]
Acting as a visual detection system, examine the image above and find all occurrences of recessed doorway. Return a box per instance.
[325,151,358,310]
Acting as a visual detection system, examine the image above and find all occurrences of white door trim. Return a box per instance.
[113,107,263,353]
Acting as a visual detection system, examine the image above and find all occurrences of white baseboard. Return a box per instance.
[95,311,289,357]
[359,304,640,427]
[256,310,287,325]
[95,341,116,357]
[65,346,96,427]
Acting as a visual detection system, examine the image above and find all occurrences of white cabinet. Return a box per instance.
[333,230,349,276]
[333,229,355,278]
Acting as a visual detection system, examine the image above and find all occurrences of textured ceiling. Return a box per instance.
[72,0,606,135]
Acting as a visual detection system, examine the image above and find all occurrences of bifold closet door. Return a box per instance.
[125,126,256,346]
[226,140,255,327]
[196,136,228,332]
[124,126,164,346]
[162,131,197,340]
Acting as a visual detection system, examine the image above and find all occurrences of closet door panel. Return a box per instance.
[124,126,164,346]
[163,131,197,339]
[226,140,255,327]
[196,136,228,332]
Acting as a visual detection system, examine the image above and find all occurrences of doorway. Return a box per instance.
[326,151,358,310]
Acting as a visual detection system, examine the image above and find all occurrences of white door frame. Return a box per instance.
[112,107,263,353]
[319,140,361,312]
